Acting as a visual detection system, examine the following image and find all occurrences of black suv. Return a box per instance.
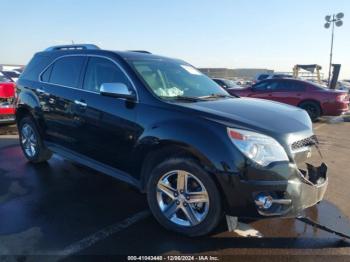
[16,44,328,236]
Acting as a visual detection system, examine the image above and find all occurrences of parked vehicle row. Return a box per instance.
[16,44,328,237]
[0,75,16,124]
[215,76,349,121]
[0,69,22,124]
[254,73,293,83]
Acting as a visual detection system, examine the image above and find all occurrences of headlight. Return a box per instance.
[227,128,289,166]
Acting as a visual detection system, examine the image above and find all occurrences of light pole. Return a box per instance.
[324,13,344,85]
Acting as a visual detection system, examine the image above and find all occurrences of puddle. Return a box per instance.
[234,200,350,240]
[0,227,43,255]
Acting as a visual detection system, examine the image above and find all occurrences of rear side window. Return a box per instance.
[41,65,53,82]
[276,81,305,91]
[83,57,131,93]
[20,54,52,81]
[49,56,85,88]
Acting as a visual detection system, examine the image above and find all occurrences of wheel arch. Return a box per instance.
[139,141,215,190]
[298,99,323,115]
[137,141,232,213]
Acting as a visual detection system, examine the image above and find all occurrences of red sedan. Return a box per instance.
[0,75,16,124]
[228,78,349,121]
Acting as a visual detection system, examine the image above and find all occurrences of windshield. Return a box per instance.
[130,59,229,99]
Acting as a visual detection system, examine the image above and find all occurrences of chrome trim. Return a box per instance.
[74,100,87,107]
[36,88,45,93]
[38,54,139,102]
[291,146,311,154]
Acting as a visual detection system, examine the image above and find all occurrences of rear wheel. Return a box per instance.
[147,158,222,237]
[19,117,52,163]
[299,101,321,121]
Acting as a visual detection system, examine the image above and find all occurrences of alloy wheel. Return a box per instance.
[21,123,38,157]
[156,170,210,227]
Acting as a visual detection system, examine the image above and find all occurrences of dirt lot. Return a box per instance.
[0,118,349,261]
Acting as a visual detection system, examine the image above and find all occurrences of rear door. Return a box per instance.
[40,56,87,151]
[273,80,306,106]
[73,56,139,173]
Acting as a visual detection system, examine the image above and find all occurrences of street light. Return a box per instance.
[324,12,344,85]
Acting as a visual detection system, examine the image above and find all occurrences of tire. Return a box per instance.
[147,158,222,237]
[18,116,52,163]
[299,101,321,122]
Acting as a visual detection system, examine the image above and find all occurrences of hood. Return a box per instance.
[178,97,312,136]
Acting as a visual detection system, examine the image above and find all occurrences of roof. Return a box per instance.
[41,44,179,62]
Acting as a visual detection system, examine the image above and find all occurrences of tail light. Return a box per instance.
[0,83,15,108]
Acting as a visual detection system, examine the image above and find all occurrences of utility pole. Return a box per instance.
[324,13,344,86]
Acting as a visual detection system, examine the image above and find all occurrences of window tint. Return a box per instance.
[213,79,225,87]
[253,81,278,91]
[257,74,269,81]
[49,56,85,88]
[83,57,131,93]
[276,81,305,91]
[20,54,52,81]
[41,65,53,82]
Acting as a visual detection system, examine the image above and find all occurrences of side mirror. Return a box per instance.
[100,83,136,100]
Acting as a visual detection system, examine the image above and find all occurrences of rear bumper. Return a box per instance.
[0,115,16,123]
[322,101,349,116]
[0,107,16,124]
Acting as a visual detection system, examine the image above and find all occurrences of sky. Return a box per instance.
[1,0,349,78]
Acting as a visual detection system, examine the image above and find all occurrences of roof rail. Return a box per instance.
[128,50,152,54]
[45,44,100,51]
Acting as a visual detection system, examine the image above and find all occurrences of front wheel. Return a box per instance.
[147,158,222,237]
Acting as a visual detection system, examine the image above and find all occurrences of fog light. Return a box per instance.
[255,193,273,210]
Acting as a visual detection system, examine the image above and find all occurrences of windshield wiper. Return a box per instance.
[199,94,235,99]
[162,95,204,102]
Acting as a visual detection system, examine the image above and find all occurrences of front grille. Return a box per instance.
[291,135,318,151]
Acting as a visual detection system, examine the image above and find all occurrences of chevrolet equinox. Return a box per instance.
[15,44,328,236]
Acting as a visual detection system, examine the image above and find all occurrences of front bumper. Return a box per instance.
[221,157,328,218]
[255,163,328,216]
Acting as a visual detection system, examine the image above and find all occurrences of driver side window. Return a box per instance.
[83,57,131,93]
[253,81,278,91]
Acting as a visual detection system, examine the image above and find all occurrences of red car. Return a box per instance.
[0,75,16,124]
[228,78,349,121]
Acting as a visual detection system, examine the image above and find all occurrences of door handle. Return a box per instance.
[36,88,46,94]
[74,100,87,107]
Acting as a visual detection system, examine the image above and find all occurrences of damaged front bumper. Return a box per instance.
[254,162,328,216]
[222,134,329,218]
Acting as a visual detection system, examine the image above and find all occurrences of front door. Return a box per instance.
[74,56,140,173]
[249,80,279,101]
